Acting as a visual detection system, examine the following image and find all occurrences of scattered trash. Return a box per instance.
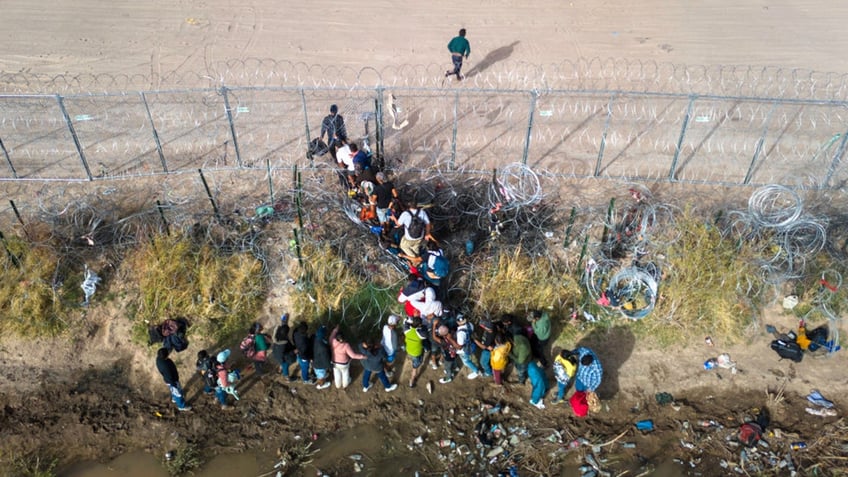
[426,381,434,394]
[806,390,834,409]
[621,442,636,449]
[805,407,837,417]
[655,392,674,405]
[705,336,714,347]
[413,436,424,445]
[782,295,799,310]
[790,442,807,451]
[81,264,101,306]
[635,419,654,432]
[704,358,718,370]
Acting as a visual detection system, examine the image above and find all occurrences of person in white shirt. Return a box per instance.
[381,315,400,375]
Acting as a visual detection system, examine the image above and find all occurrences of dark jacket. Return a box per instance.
[360,345,387,372]
[312,327,332,370]
[293,327,313,360]
[156,356,180,385]
[320,113,347,142]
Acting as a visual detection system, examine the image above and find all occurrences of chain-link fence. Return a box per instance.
[0,84,845,188]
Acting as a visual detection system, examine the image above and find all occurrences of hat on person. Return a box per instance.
[280,313,289,323]
[375,172,386,182]
[388,314,399,326]
[217,349,231,363]
[330,104,338,114]
[456,314,467,324]
[480,320,493,330]
[438,325,449,336]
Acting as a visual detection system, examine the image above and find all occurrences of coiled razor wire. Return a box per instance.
[748,185,803,229]
[584,258,659,320]
[488,163,543,211]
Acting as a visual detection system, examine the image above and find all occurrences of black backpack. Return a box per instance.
[770,338,803,362]
[407,209,426,240]
[198,356,218,388]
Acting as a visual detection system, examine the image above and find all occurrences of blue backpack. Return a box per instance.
[431,253,449,278]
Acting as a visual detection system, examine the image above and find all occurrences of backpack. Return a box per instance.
[307,138,329,159]
[406,209,426,240]
[430,253,449,278]
[198,356,218,389]
[457,322,476,355]
[770,338,803,362]
[401,277,427,297]
[240,334,257,360]
[163,333,189,352]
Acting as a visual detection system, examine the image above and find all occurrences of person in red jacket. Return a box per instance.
[330,325,366,389]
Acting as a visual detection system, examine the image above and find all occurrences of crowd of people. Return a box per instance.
[155,96,603,416]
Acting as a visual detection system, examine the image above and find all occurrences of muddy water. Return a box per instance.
[59,450,276,477]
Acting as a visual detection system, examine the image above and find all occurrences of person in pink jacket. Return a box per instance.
[330,325,366,389]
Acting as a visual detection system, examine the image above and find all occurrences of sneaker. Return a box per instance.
[483,372,493,378]
[467,372,480,380]
[552,398,564,405]
[178,406,192,412]
[409,380,415,388]
[386,384,398,393]
[531,400,546,410]
[288,376,298,383]
[363,385,371,393]
[317,381,331,390]
[439,377,453,384]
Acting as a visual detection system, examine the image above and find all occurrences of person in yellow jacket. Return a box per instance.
[490,334,511,385]
[552,350,578,404]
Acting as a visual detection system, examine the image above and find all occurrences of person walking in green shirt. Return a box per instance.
[445,28,471,81]
[529,310,551,367]
[510,333,532,385]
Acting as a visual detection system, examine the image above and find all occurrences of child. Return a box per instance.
[490,334,511,385]
[552,350,578,404]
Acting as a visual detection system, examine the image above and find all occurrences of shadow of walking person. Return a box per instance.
[464,41,520,78]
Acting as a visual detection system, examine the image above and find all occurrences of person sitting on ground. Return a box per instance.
[433,325,460,384]
[359,341,398,393]
[455,315,481,380]
[527,360,548,410]
[491,334,511,386]
[510,331,532,385]
[473,320,496,379]
[156,347,191,412]
[330,325,366,389]
[552,350,578,404]
[312,325,333,390]
[381,315,400,376]
[320,104,347,159]
[395,199,432,267]
[403,316,429,388]
[271,314,295,380]
[738,407,771,447]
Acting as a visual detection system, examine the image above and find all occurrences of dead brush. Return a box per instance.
[645,207,765,347]
[0,235,84,337]
[123,233,266,342]
[765,379,788,408]
[468,245,581,318]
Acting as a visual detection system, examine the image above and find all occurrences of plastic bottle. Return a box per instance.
[704,358,718,370]
[438,439,454,448]
[790,441,807,451]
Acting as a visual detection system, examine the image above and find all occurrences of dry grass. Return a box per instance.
[123,234,266,343]
[470,246,582,319]
[0,236,84,337]
[638,208,764,347]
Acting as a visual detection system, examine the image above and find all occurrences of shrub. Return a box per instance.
[123,234,266,343]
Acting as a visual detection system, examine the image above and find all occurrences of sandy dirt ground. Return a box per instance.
[1,1,848,476]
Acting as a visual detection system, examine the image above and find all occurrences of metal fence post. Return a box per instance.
[668,95,696,181]
[198,168,222,222]
[744,101,778,185]
[594,94,616,177]
[450,91,459,170]
[56,94,93,181]
[267,158,275,204]
[823,129,848,188]
[522,91,538,165]
[0,136,17,179]
[301,88,313,167]
[140,92,168,173]
[375,87,384,162]
[221,87,243,168]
